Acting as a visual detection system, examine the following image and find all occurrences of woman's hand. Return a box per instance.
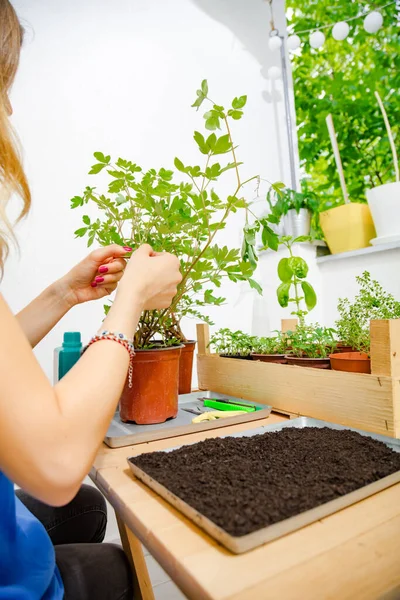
[57,245,131,307]
[118,244,182,310]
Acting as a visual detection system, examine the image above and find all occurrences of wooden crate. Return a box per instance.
[196,320,400,438]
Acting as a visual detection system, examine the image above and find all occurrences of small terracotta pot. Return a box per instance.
[336,342,356,353]
[120,346,182,424]
[220,354,253,360]
[251,353,287,364]
[285,355,331,369]
[330,352,371,374]
[179,340,196,395]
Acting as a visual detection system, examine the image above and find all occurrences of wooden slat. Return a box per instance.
[197,354,398,437]
[196,323,210,355]
[281,318,298,333]
[371,319,400,377]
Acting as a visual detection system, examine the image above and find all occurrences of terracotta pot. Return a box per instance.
[330,352,371,374]
[251,353,287,364]
[220,354,253,360]
[179,340,196,394]
[285,355,331,369]
[120,346,182,424]
[336,343,356,353]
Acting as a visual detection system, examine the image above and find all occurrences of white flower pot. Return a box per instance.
[283,208,311,238]
[366,182,400,243]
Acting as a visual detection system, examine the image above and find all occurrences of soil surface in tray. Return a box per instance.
[130,427,400,537]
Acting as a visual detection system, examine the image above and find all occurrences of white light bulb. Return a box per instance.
[309,31,325,49]
[287,34,301,51]
[332,21,350,41]
[268,35,282,51]
[268,66,281,80]
[364,11,383,33]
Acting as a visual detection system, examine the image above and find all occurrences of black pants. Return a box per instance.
[16,484,133,600]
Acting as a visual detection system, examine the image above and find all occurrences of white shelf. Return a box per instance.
[317,241,400,264]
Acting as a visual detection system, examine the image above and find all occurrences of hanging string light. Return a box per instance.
[285,0,395,53]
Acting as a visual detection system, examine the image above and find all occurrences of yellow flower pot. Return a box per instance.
[319,203,376,255]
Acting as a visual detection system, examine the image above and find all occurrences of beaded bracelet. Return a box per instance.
[83,331,135,388]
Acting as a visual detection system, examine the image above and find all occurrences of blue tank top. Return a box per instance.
[0,471,64,599]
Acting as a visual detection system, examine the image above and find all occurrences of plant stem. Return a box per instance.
[375,91,399,183]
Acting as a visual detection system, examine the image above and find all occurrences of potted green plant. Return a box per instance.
[251,332,288,364]
[331,271,400,374]
[71,81,279,422]
[267,182,319,239]
[209,328,253,360]
[366,91,400,245]
[319,113,376,255]
[285,323,337,369]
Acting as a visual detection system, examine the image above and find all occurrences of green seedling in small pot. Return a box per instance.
[251,332,289,364]
[285,323,337,369]
[209,328,253,359]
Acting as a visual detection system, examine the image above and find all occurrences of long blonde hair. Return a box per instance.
[0,0,31,274]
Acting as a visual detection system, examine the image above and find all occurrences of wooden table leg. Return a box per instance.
[116,513,155,600]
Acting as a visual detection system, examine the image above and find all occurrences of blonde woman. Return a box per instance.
[0,1,182,598]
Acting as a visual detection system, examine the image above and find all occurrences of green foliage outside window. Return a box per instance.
[286,0,399,210]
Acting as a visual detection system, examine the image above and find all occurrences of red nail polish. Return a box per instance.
[95,276,104,283]
[99,266,108,273]
[123,246,132,251]
[91,282,97,288]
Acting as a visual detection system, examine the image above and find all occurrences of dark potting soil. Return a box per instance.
[130,427,400,537]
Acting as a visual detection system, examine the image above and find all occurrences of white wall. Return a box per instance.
[2,0,293,380]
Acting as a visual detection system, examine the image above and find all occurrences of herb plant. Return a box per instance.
[276,235,317,322]
[209,328,254,357]
[252,332,288,355]
[266,181,319,223]
[286,324,337,359]
[336,271,400,355]
[71,81,279,348]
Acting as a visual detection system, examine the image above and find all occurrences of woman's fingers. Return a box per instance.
[91,271,124,288]
[97,257,126,275]
[89,244,132,266]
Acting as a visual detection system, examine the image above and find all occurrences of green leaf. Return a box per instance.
[249,278,263,295]
[108,179,125,193]
[193,131,209,155]
[116,194,128,205]
[277,282,291,308]
[82,215,90,225]
[213,134,231,155]
[201,79,208,96]
[70,196,83,208]
[301,281,317,310]
[159,168,174,181]
[288,257,309,279]
[205,116,220,131]
[89,163,106,175]
[262,225,279,251]
[220,162,242,174]
[277,258,293,282]
[206,133,217,151]
[174,157,186,173]
[93,152,110,164]
[232,95,247,109]
[228,109,243,120]
[74,227,88,238]
[293,235,311,243]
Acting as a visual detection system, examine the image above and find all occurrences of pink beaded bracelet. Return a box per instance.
[83,331,135,388]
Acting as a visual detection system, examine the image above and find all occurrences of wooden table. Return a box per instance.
[90,414,400,600]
